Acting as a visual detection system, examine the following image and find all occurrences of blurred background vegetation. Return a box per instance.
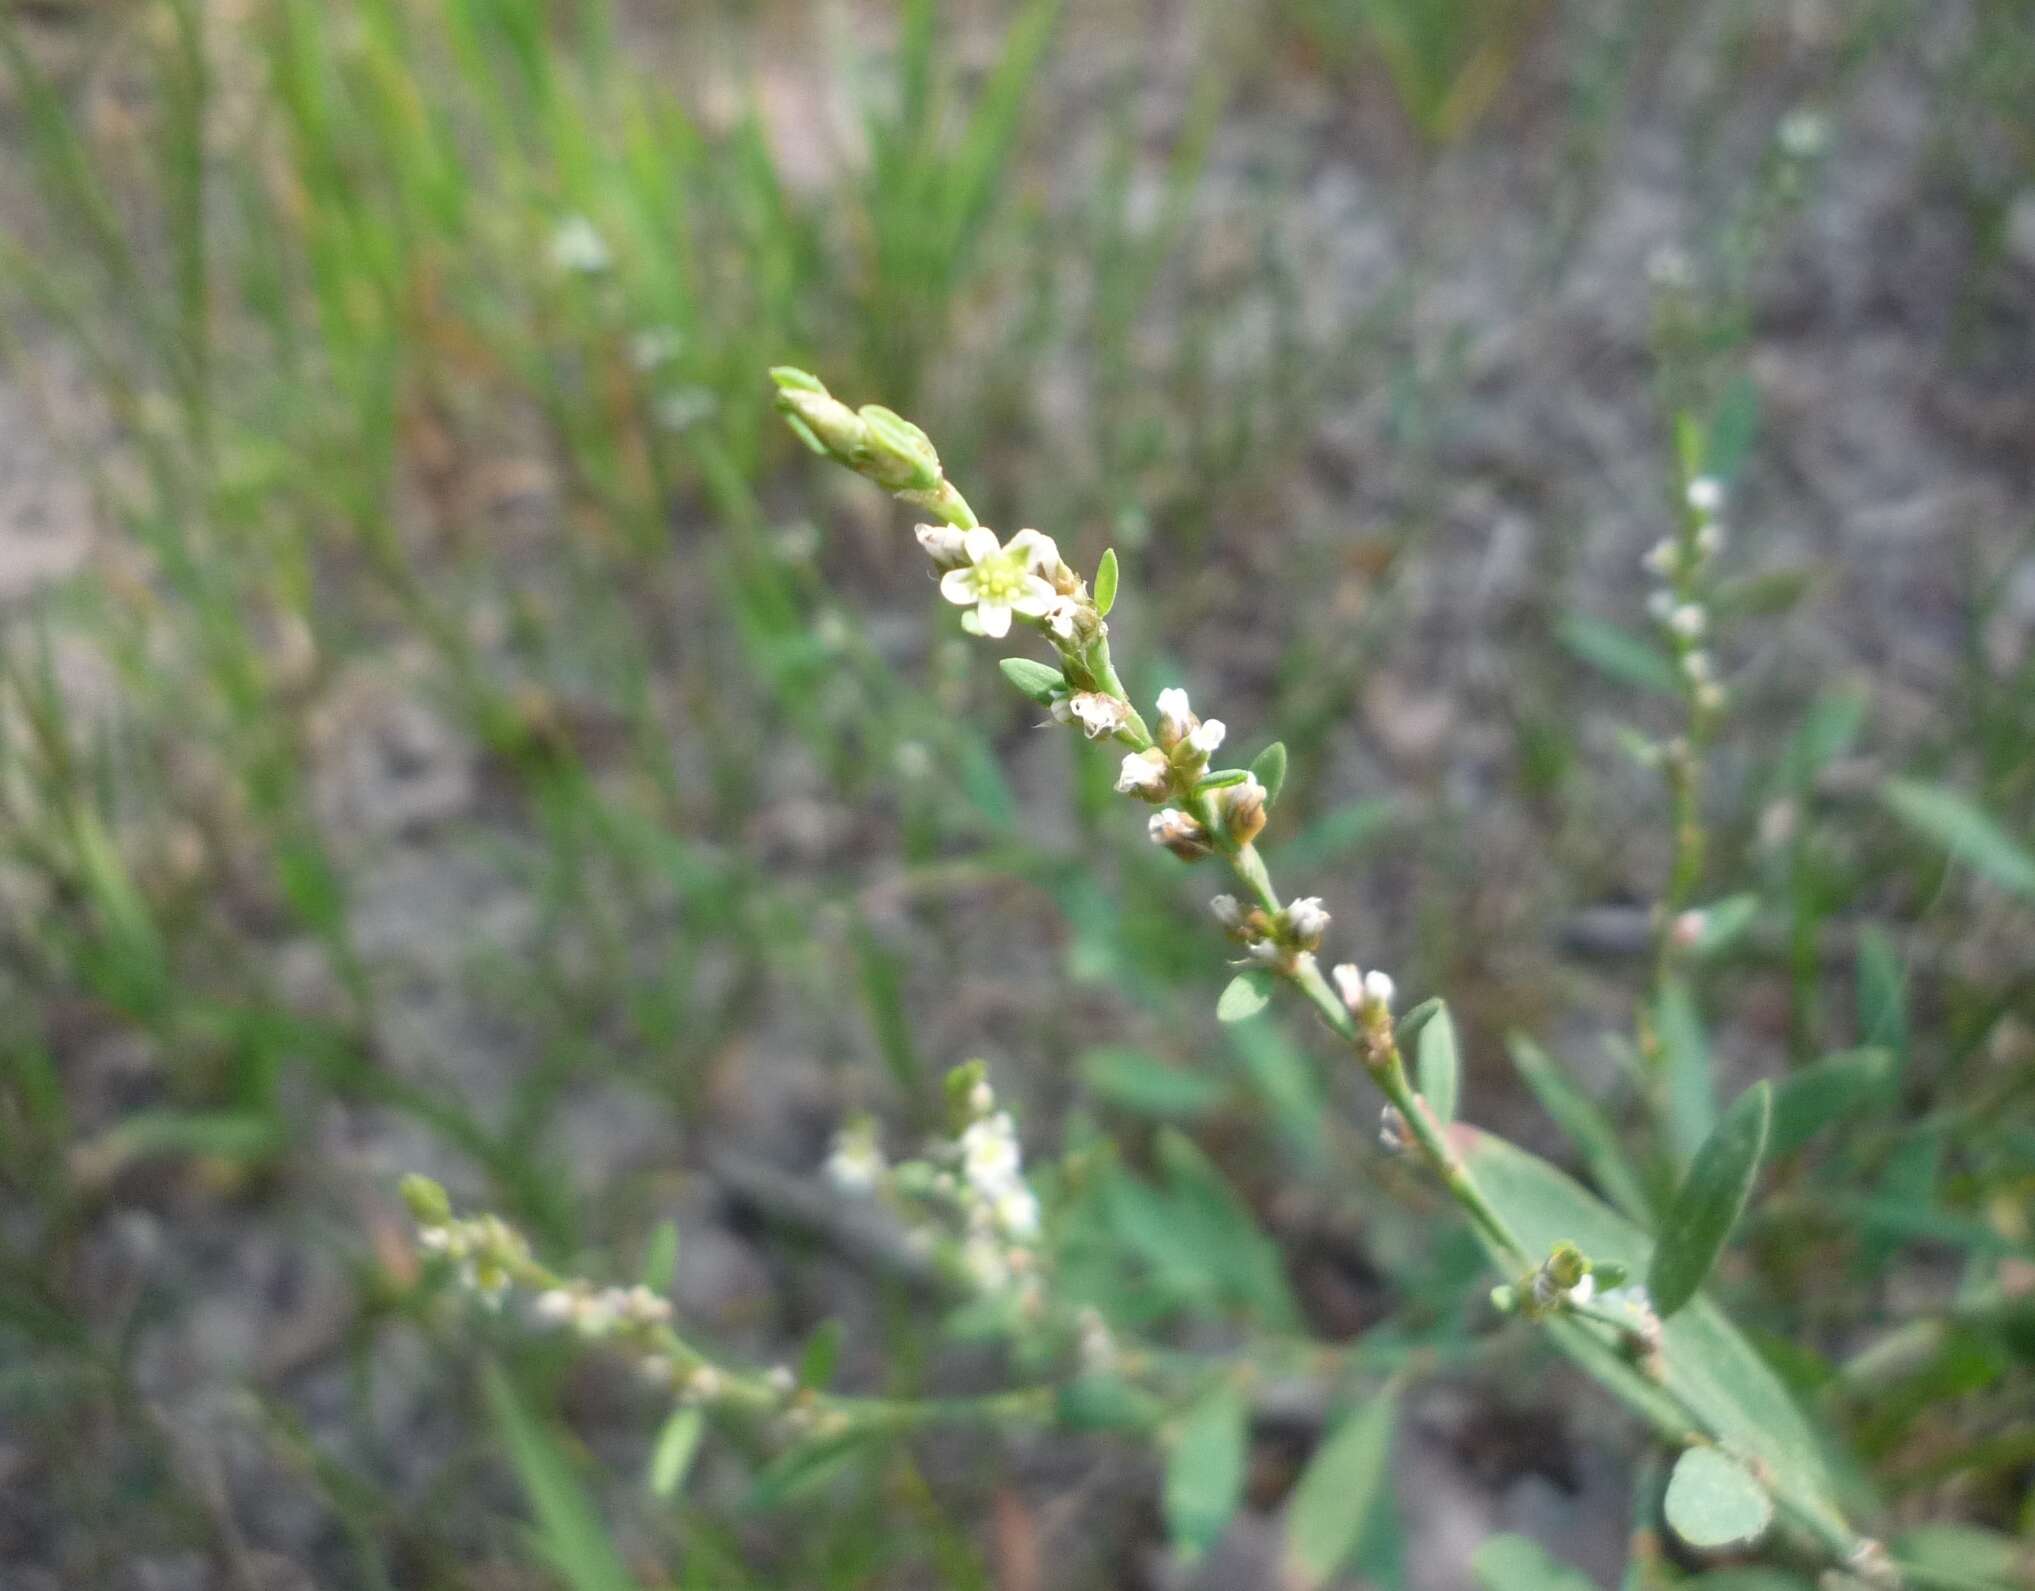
[0,0,2031,1586]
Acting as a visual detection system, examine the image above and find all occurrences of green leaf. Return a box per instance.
[1855,926,1907,1064]
[1284,1390,1397,1590]
[1459,1131,1853,1546]
[1777,688,1867,793]
[639,1221,679,1295]
[1648,1081,1773,1319]
[1416,1001,1460,1127]
[1891,1523,2032,1588]
[646,1405,706,1498]
[1656,978,1718,1168]
[1164,1382,1249,1559]
[1094,546,1119,616]
[1688,895,1760,958]
[998,655,1068,706]
[1470,1534,1598,1591]
[1217,970,1275,1023]
[1768,1049,1893,1157]
[797,1318,843,1390]
[1057,1372,1163,1431]
[1080,1046,1226,1119]
[1883,778,2035,900]
[1559,614,1677,694]
[1250,741,1288,808]
[1505,1034,1654,1224]
[482,1366,636,1591]
[1664,1447,1774,1550]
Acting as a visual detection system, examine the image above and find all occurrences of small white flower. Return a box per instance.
[1148,807,1208,857]
[549,214,611,274]
[1695,681,1727,715]
[1068,692,1129,740]
[1245,939,1286,966]
[1186,718,1226,757]
[1642,539,1678,577]
[1208,894,1247,932]
[1570,1273,1597,1306]
[1155,688,1193,742]
[967,1078,995,1118]
[961,1233,1011,1292]
[959,1113,1022,1193]
[992,1183,1040,1239]
[1362,969,1395,1010]
[1044,597,1083,640]
[1672,909,1708,948]
[1116,748,1170,798]
[623,1284,672,1324]
[1378,1106,1408,1154]
[685,1365,725,1403]
[1284,897,1330,946]
[915,521,970,570]
[1686,476,1723,516]
[939,528,1059,640]
[766,1365,796,1396]
[1778,109,1828,160]
[419,1226,453,1253]
[1331,963,1366,1010]
[534,1289,577,1324]
[1647,590,1677,623]
[1047,692,1075,725]
[826,1127,886,1192]
[1682,650,1714,684]
[1695,522,1726,559]
[1670,603,1706,639]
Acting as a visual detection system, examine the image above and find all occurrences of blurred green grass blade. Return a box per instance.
[1079,1046,1225,1119]
[1559,614,1677,695]
[1164,1380,1248,1560]
[1648,1081,1772,1319]
[1768,1049,1893,1158]
[1882,778,2035,900]
[1283,1387,1397,1590]
[1470,1533,1597,1590]
[1855,927,1907,1064]
[482,1364,637,1591]
[646,1406,705,1500]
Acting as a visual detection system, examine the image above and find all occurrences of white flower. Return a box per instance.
[961,1233,1011,1292]
[1044,597,1083,640]
[1067,692,1129,740]
[622,1283,672,1325]
[1778,109,1828,159]
[534,1289,577,1324]
[1154,687,1195,747]
[1363,969,1395,1010]
[915,521,970,570]
[826,1126,886,1192]
[1695,522,1726,559]
[1647,590,1676,623]
[1148,807,1209,857]
[1331,963,1366,1009]
[683,1365,725,1403]
[939,528,1059,639]
[1570,1273,1597,1306]
[1682,650,1714,684]
[1695,681,1727,715]
[1670,604,1706,639]
[992,1183,1040,1238]
[1186,718,1226,757]
[959,1113,1022,1193]
[766,1365,796,1396]
[1284,897,1330,946]
[1686,476,1723,516]
[549,215,611,274]
[1642,539,1678,577]
[1116,748,1170,798]
[1208,894,1246,932]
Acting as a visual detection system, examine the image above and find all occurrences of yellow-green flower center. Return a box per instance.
[972,555,1028,604]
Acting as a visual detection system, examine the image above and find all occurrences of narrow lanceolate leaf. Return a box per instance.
[1284,1389,1397,1590]
[1250,741,1288,808]
[999,656,1067,705]
[1164,1382,1249,1559]
[639,1220,679,1294]
[1416,1001,1460,1127]
[797,1318,843,1390]
[1217,969,1275,1023]
[646,1405,706,1498]
[1664,1447,1774,1550]
[1882,778,2035,900]
[1655,978,1718,1169]
[1648,1081,1773,1318]
[1094,546,1119,616]
[1767,1049,1893,1157]
[482,1366,636,1591]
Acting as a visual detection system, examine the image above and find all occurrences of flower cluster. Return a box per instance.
[1210,892,1330,973]
[403,1174,532,1306]
[824,1065,1044,1307]
[1644,476,1728,717]
[533,1281,674,1339]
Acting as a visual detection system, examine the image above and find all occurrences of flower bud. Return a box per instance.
[1215,776,1267,847]
[401,1174,453,1227]
[1362,969,1395,1011]
[915,521,970,570]
[1281,896,1330,950]
[1670,603,1706,640]
[1208,894,1247,934]
[1116,748,1171,800]
[771,368,868,460]
[1148,808,1212,860]
[1154,687,1198,751]
[856,404,942,493]
[1685,476,1723,516]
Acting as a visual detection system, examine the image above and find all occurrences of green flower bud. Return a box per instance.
[401,1173,452,1226]
[771,370,868,462]
[856,404,942,493]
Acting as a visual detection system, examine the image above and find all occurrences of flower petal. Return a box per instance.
[1005,529,1060,572]
[960,527,1002,565]
[976,602,1014,639]
[1009,576,1058,618]
[940,567,980,606]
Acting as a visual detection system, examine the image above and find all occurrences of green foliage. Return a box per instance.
[1415,1000,1461,1126]
[1882,780,2035,900]
[1665,1446,1775,1551]
[1283,1387,1398,1590]
[1163,1382,1249,1559]
[484,1365,638,1591]
[1648,1081,1772,1319]
[1470,1533,1598,1590]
